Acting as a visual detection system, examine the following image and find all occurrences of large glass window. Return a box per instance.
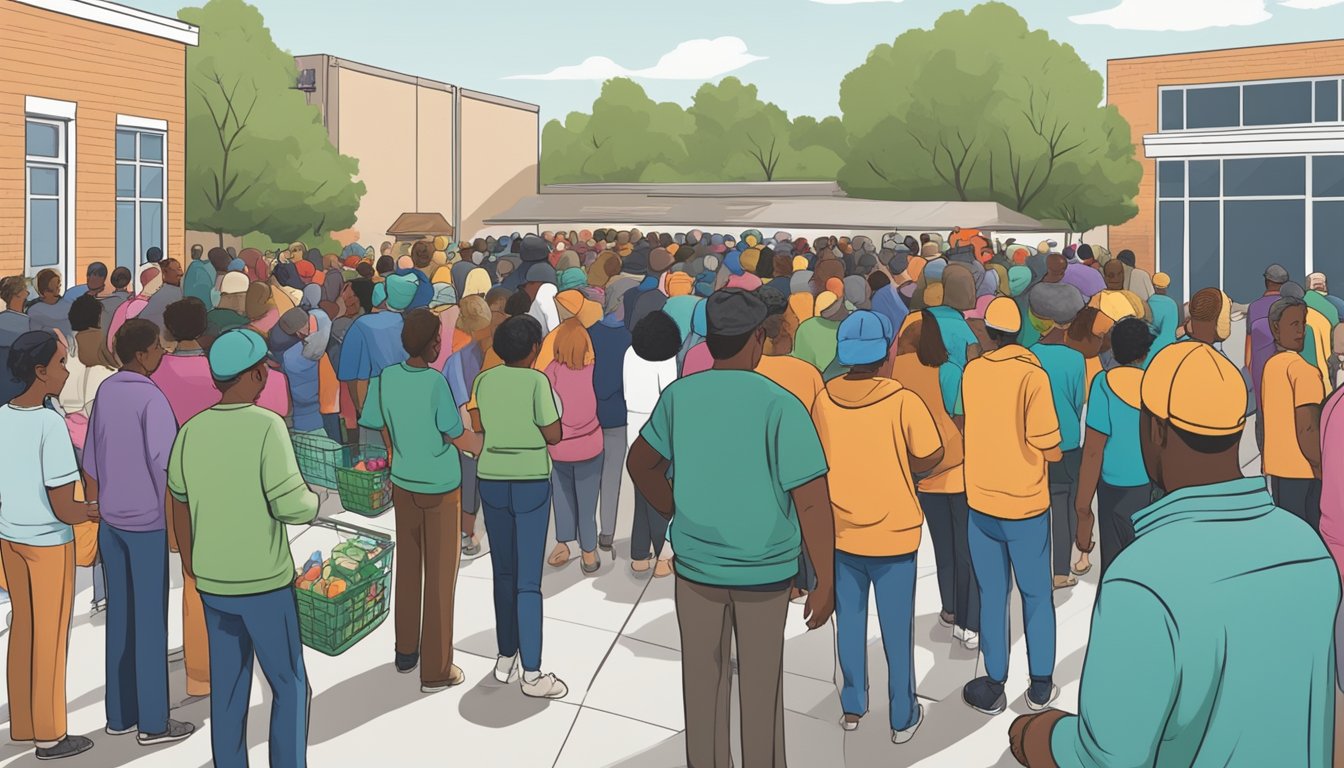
[1161,77,1344,131]
[1158,201,1185,304]
[1314,155,1344,197]
[1157,160,1184,199]
[115,128,166,274]
[25,118,66,273]
[1223,156,1305,197]
[1224,199,1305,304]
[1243,81,1312,126]
[1185,86,1241,130]
[1188,201,1221,297]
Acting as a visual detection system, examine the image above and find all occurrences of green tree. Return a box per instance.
[179,0,364,245]
[540,78,693,184]
[837,2,1140,231]
[541,77,844,183]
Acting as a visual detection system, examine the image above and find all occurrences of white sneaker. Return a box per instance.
[961,630,979,650]
[494,654,519,684]
[520,671,569,699]
[892,704,924,744]
[952,626,964,642]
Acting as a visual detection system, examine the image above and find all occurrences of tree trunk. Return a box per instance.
[216,229,224,248]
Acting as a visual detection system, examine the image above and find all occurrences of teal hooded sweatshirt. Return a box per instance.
[1051,477,1338,768]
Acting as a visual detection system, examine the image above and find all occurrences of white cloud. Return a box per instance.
[1069,0,1271,30]
[1280,0,1344,8]
[507,36,765,81]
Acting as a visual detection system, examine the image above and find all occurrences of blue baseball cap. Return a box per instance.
[836,310,894,367]
[209,328,268,380]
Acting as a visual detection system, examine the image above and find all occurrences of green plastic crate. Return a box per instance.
[290,432,350,490]
[295,530,394,657]
[335,446,392,517]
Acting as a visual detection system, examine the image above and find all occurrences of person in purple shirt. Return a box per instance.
[83,318,196,746]
[1246,264,1289,405]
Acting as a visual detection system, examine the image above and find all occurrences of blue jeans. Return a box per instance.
[201,588,310,768]
[968,510,1055,683]
[100,525,169,734]
[479,479,550,672]
[551,455,602,553]
[835,550,918,730]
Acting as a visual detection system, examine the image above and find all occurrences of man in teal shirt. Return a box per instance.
[1011,341,1338,768]
[628,288,835,768]
[1146,272,1180,366]
[168,329,319,768]
[359,308,480,692]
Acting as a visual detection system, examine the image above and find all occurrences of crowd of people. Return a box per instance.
[0,224,1341,766]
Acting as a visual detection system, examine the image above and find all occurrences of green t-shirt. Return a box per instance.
[472,365,560,481]
[791,317,841,373]
[359,363,465,494]
[168,404,319,596]
[640,370,829,587]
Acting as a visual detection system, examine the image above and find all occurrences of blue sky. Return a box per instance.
[123,0,1344,125]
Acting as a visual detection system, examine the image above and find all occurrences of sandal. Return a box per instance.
[548,543,572,568]
[631,557,653,573]
[1053,574,1078,590]
[1071,559,1092,577]
[581,551,600,575]
[653,558,674,578]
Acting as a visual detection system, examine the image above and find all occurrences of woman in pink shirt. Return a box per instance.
[543,319,604,574]
[152,297,288,425]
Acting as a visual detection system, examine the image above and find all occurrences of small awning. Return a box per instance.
[484,193,1044,231]
[387,212,454,241]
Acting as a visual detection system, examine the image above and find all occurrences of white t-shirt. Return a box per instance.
[0,404,79,546]
[623,349,678,447]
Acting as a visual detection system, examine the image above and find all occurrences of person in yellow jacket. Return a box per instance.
[960,297,1062,717]
[811,310,943,744]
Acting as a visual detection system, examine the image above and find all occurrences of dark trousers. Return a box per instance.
[1048,449,1083,576]
[1272,476,1322,532]
[1097,481,1152,578]
[630,488,669,561]
[201,588,310,768]
[479,479,550,672]
[100,525,170,735]
[919,491,979,632]
[321,413,343,443]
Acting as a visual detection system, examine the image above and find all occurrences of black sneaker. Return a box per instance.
[35,735,93,760]
[962,676,1007,715]
[395,651,419,674]
[137,719,195,746]
[598,534,614,552]
[1026,677,1059,711]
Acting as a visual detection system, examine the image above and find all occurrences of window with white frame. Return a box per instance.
[115,128,165,274]
[25,118,67,275]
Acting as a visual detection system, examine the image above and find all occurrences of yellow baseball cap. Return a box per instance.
[1141,341,1247,436]
[984,296,1021,333]
[1152,272,1171,289]
[815,290,839,316]
[923,282,945,307]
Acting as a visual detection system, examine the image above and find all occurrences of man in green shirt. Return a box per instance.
[359,309,480,692]
[467,314,568,700]
[168,328,318,768]
[628,288,836,768]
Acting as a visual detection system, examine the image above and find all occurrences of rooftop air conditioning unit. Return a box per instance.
[294,68,316,92]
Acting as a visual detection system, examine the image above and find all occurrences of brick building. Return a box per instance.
[1109,39,1344,303]
[0,0,198,289]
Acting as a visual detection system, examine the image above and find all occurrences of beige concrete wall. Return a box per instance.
[417,87,454,232]
[337,68,419,246]
[459,95,538,241]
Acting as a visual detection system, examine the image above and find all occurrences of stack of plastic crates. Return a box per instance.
[295,519,395,656]
[335,445,392,516]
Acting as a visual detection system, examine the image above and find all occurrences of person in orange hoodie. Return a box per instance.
[812,310,943,744]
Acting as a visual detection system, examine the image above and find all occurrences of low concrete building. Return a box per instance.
[294,54,539,246]
[0,0,198,287]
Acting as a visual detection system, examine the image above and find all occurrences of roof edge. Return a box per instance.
[14,0,198,45]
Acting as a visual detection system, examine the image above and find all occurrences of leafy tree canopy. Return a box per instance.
[180,0,365,244]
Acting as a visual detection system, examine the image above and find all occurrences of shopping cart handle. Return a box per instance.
[307,517,392,542]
